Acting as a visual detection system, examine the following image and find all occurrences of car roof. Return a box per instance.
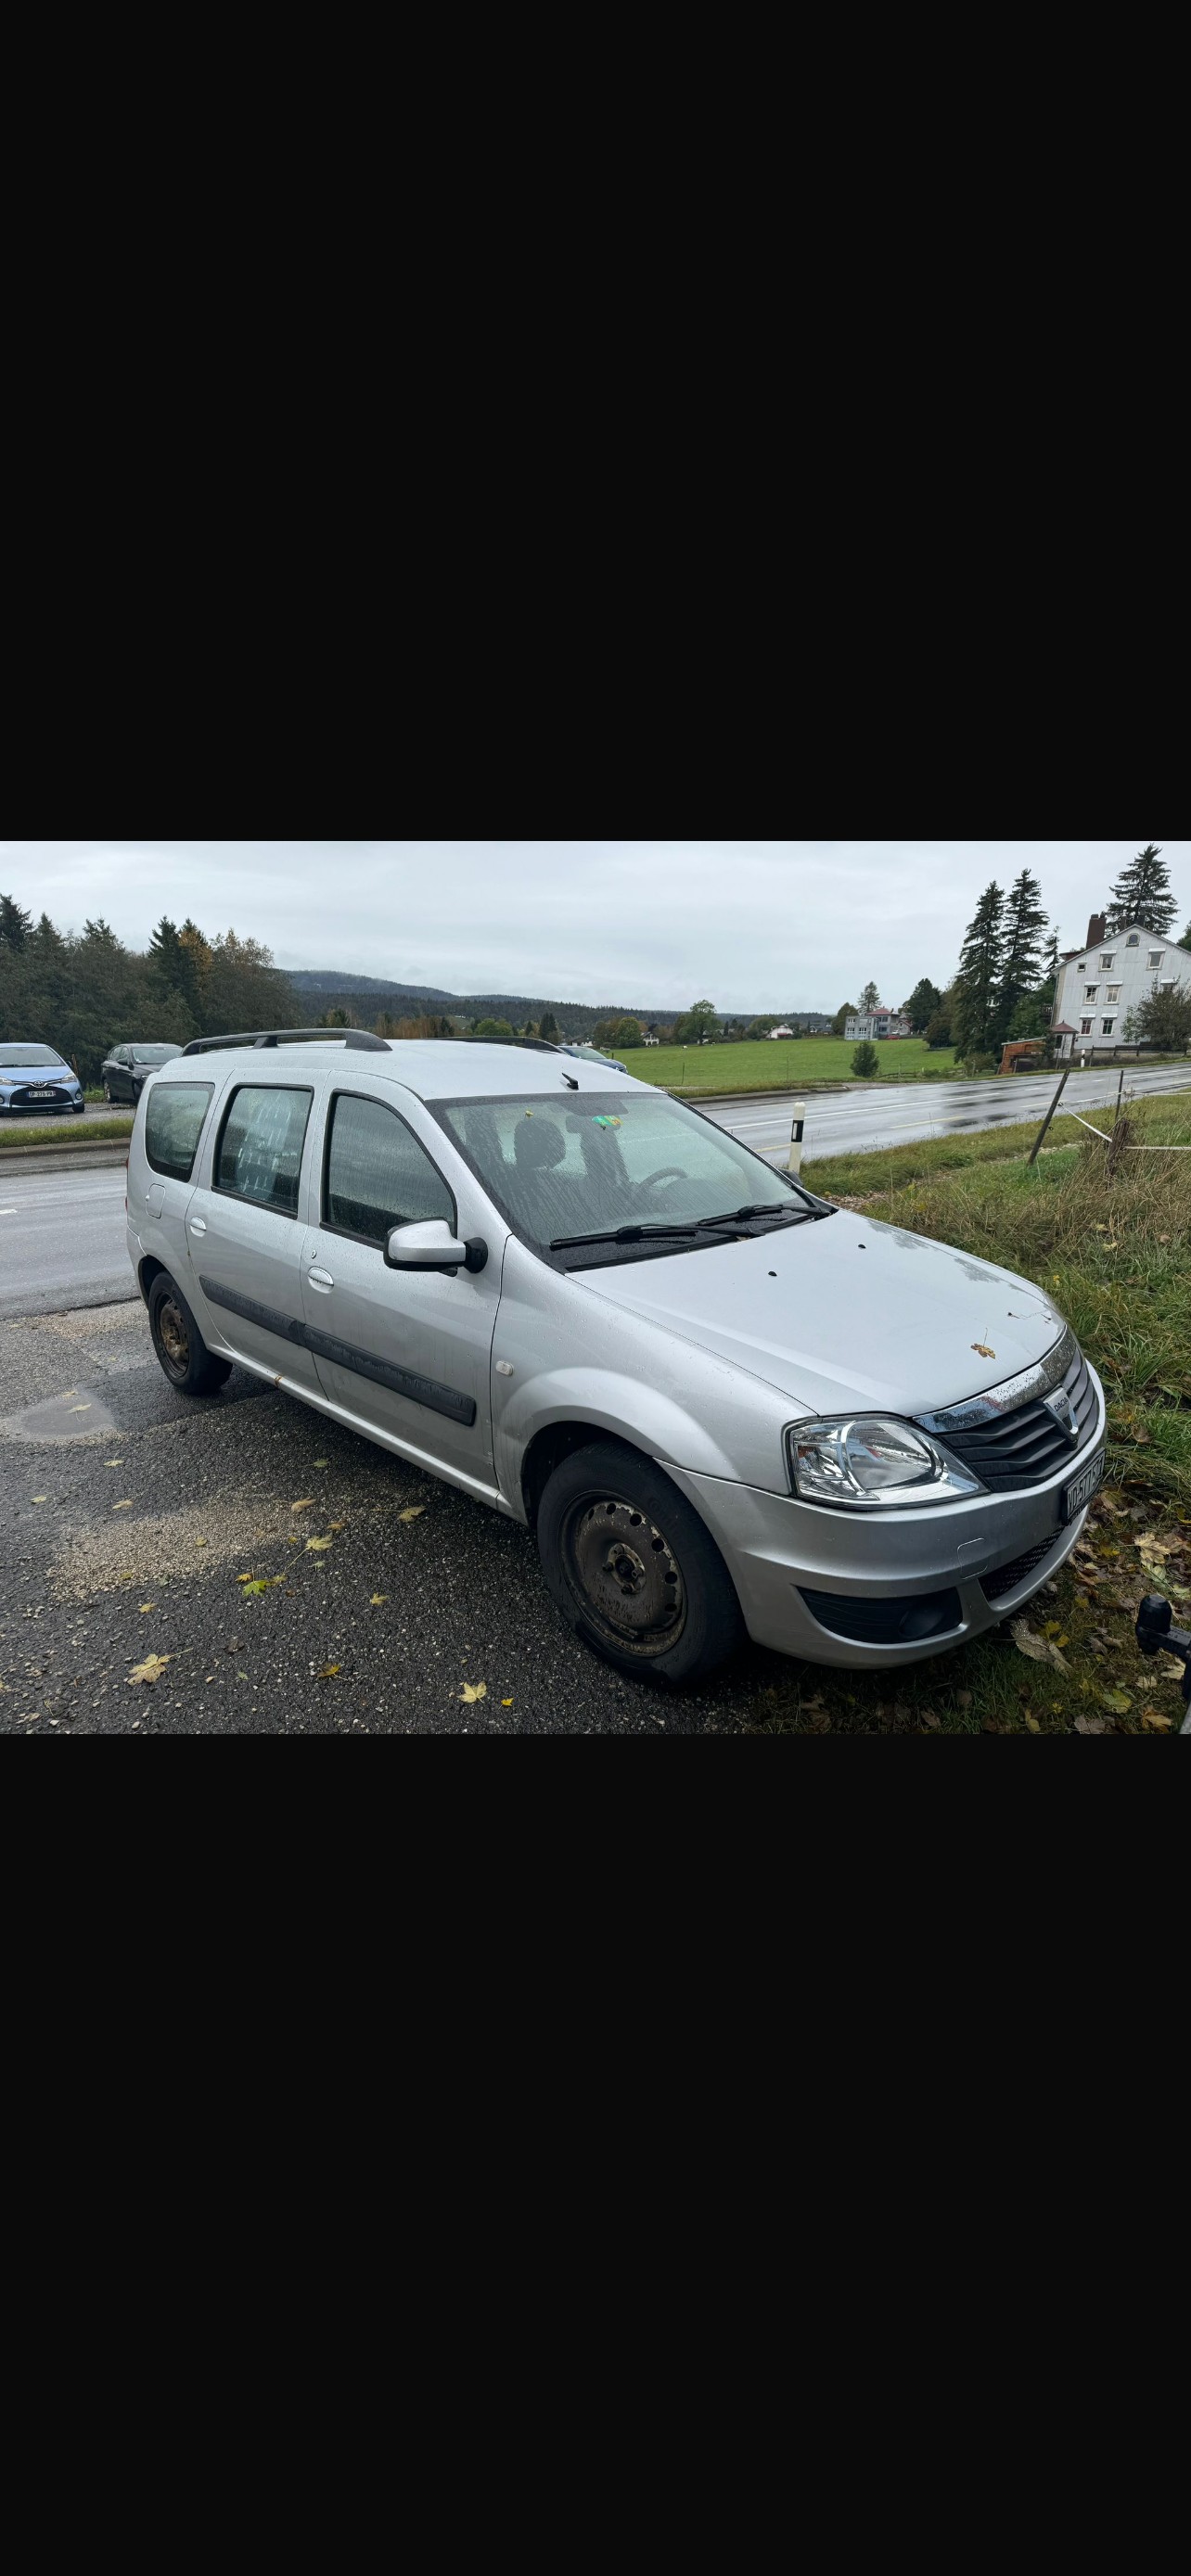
[157,1039,647,1103]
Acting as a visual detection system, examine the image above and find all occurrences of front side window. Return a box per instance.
[215,1085,313,1216]
[324,1092,455,1244]
[146,1082,213,1181]
[436,1089,812,1267]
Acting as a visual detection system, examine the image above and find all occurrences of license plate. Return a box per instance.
[29,1089,58,1100]
[1064,1449,1106,1519]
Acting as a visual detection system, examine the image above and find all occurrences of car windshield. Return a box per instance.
[1,1045,66,1068]
[436,1090,820,1264]
[131,1045,182,1065]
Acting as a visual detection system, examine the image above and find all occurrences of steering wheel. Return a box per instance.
[639,1167,687,1191]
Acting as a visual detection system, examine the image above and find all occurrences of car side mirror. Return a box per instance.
[384,1219,488,1275]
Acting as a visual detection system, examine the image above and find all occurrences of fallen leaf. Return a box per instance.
[32,1496,48,1504]
[105,1460,124,1466]
[67,1403,91,1414]
[306,1536,333,1552]
[313,1459,328,1467]
[1011,1618,1070,1674]
[459,1680,487,1703]
[139,1602,154,1614]
[128,1653,171,1686]
[240,1575,284,1596]
[290,1498,314,1512]
[1072,1712,1109,1734]
[501,1697,513,1706]
[1100,1687,1133,1714]
[112,1498,133,1511]
[369,1594,387,1606]
[1141,1709,1172,1730]
[399,1506,425,1524]
[1023,1713,1041,1734]
[316,1664,341,1678]
[971,1343,996,1358]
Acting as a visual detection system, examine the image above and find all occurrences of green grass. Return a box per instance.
[625,1037,958,1092]
[0,1115,134,1150]
[747,1092,1191,1738]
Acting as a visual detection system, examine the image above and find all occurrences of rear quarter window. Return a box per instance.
[145,1082,214,1181]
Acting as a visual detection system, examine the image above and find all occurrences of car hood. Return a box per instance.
[579,1208,1064,1418]
[0,1062,71,1080]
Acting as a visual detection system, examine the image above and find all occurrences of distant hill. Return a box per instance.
[288,971,682,1037]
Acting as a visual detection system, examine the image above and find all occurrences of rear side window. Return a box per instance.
[324,1092,455,1244]
[145,1082,214,1181]
[216,1085,313,1216]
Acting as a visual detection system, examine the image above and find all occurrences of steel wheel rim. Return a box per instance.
[158,1297,189,1374]
[563,1494,686,1656]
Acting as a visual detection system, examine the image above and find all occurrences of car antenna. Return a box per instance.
[561,1071,579,1088]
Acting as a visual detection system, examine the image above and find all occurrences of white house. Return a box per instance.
[767,1023,795,1039]
[844,1007,912,1041]
[1050,911,1186,1059]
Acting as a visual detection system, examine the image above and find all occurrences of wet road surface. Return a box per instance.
[707,1061,1191,1166]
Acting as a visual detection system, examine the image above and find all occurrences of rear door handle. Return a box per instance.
[189,1218,207,1235]
[308,1267,335,1290]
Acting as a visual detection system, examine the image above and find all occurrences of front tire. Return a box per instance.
[147,1274,232,1398]
[536,1438,741,1687]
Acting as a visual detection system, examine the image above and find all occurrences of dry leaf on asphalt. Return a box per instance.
[240,1575,284,1596]
[32,1495,47,1504]
[370,1594,387,1606]
[139,1602,153,1614]
[316,1664,340,1678]
[313,1459,328,1467]
[128,1653,171,1686]
[112,1498,133,1510]
[290,1498,314,1512]
[67,1403,91,1413]
[502,1697,513,1705]
[306,1536,333,1551]
[105,1460,123,1466]
[1011,1618,1070,1674]
[459,1680,487,1703]
[399,1506,425,1523]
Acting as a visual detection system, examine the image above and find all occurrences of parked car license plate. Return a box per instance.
[1064,1450,1106,1519]
[29,1088,58,1100]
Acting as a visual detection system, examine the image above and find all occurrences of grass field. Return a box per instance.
[746,1092,1191,1736]
[0,1116,134,1151]
[626,1037,958,1091]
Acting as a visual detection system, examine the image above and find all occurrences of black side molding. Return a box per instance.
[198,1275,477,1428]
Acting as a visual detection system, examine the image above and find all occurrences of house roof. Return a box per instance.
[1060,920,1159,959]
[1052,1021,1077,1034]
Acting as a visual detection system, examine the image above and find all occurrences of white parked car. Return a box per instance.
[125,1030,1106,1685]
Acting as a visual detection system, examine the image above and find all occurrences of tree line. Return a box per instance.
[0,898,296,1085]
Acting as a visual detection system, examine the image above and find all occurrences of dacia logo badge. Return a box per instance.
[1044,1388,1079,1441]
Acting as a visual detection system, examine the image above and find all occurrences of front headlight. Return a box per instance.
[787,1415,983,1509]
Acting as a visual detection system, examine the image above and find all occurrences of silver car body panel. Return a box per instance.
[126,1041,1106,1668]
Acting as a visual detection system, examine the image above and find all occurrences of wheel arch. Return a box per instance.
[520,1420,657,1528]
[137,1253,168,1307]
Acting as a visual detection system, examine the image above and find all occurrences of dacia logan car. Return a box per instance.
[125,1030,1106,1685]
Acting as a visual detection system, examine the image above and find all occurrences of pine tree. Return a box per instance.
[1106,844,1176,937]
[0,893,32,950]
[1177,920,1191,954]
[903,977,941,1032]
[951,882,1005,1058]
[995,868,1048,1039]
[858,979,880,1014]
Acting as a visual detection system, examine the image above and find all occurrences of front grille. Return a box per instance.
[980,1534,1064,1604]
[800,1586,964,1645]
[925,1342,1097,1492]
[9,1085,68,1107]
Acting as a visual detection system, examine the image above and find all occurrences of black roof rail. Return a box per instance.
[180,1027,390,1057]
[455,1035,561,1052]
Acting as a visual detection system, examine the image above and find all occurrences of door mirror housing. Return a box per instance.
[385,1218,468,1273]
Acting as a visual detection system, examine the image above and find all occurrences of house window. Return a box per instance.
[1081,1017,1094,1035]
[1106,983,1121,1001]
[1147,950,1164,970]
[1083,985,1098,1002]
[1101,1017,1115,1035]
[1160,979,1175,994]
[1125,934,1139,947]
[1076,962,1086,973]
[1099,953,1115,971]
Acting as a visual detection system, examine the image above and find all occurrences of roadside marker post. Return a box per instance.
[788,1102,806,1176]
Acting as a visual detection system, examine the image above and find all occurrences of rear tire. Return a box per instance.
[536,1438,742,1687]
[147,1274,232,1398]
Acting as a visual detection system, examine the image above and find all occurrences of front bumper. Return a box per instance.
[665,1364,1107,1669]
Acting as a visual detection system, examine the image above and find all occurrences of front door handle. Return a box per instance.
[189,1217,207,1235]
[308,1267,335,1291]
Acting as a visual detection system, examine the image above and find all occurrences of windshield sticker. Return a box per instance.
[593,1116,621,1127]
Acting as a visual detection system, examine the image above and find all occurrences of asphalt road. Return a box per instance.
[708,1060,1191,1165]
[0,1300,807,1736]
[5,1061,1191,1320]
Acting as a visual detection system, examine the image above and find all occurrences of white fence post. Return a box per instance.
[788,1102,806,1176]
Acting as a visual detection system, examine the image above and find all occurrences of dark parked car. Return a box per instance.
[0,1042,84,1115]
[101,1042,184,1104]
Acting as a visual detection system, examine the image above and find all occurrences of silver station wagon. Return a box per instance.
[125,1030,1106,1686]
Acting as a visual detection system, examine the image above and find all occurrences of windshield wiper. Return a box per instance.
[550,1207,810,1251]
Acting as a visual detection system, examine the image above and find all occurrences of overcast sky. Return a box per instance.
[1,841,1185,1013]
